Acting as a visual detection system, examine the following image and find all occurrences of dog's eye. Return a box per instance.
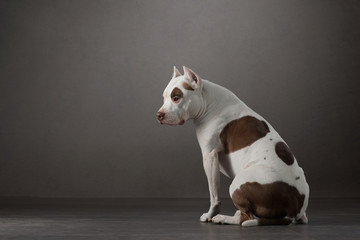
[172,96,181,103]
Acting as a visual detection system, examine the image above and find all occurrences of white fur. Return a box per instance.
[241,219,259,227]
[158,66,309,224]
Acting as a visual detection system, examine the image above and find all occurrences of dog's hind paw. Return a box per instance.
[211,214,226,224]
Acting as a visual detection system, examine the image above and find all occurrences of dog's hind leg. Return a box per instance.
[212,210,241,225]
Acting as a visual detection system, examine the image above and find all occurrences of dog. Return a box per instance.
[156,66,309,227]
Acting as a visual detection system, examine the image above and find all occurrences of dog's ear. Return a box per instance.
[183,66,201,89]
[172,66,181,79]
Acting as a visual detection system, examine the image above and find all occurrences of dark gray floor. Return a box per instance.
[0,198,359,240]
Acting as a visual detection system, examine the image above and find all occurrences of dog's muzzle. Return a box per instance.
[156,112,165,124]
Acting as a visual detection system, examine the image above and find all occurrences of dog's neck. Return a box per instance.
[193,80,248,126]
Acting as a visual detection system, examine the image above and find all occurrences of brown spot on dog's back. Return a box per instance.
[231,181,305,223]
[220,116,270,154]
[170,87,183,98]
[275,142,294,165]
[182,82,194,91]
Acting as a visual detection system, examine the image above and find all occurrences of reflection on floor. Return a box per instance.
[0,198,359,239]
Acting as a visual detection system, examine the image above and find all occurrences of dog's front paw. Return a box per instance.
[200,212,214,222]
[200,203,221,222]
[211,214,226,224]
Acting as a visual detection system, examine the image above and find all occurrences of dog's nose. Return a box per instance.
[156,112,165,121]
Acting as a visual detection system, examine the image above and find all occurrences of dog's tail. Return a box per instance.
[241,218,292,227]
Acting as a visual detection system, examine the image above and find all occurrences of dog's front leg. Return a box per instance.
[200,149,221,222]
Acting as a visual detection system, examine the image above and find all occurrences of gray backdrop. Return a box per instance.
[0,0,359,198]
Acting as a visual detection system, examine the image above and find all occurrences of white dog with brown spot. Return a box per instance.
[156,66,309,227]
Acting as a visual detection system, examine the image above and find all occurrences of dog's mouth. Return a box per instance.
[159,119,185,126]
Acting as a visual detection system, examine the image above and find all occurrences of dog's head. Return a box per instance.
[156,66,203,125]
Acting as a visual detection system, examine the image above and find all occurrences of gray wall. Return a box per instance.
[0,0,359,198]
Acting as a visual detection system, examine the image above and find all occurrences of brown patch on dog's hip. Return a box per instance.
[231,181,305,223]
